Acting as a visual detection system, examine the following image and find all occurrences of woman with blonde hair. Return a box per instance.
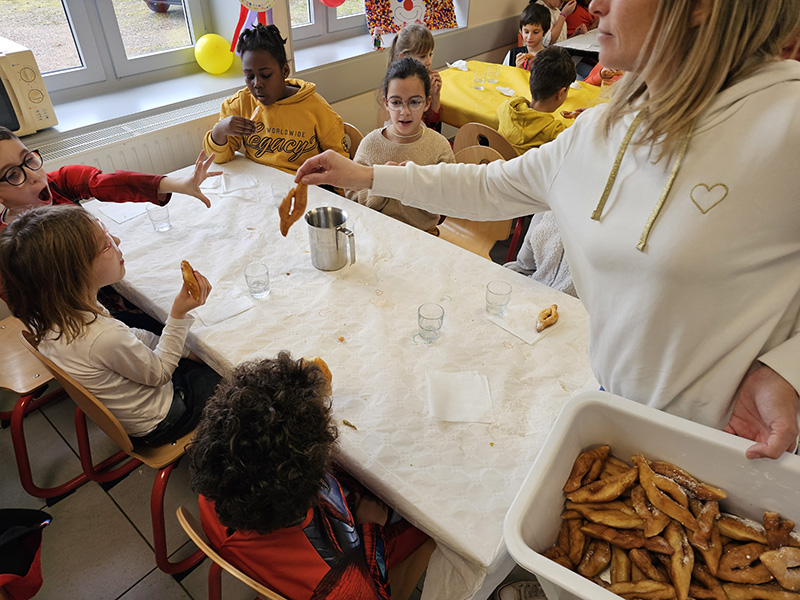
[297,0,800,460]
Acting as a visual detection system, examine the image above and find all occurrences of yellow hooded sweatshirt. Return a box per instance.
[497,97,565,155]
[204,79,348,174]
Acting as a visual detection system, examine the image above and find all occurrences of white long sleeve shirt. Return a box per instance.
[371,60,800,429]
[40,312,193,436]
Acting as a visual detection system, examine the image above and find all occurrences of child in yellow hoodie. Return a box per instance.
[204,24,348,174]
[497,46,576,155]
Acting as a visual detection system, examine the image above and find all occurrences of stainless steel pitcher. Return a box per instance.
[305,207,356,271]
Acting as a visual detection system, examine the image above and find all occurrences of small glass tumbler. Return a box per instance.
[418,303,444,343]
[472,70,485,90]
[486,64,499,84]
[244,262,270,299]
[146,205,171,232]
[271,182,291,207]
[486,280,512,316]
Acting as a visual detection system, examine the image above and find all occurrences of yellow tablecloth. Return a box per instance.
[439,60,606,130]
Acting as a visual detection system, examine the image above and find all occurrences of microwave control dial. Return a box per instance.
[28,89,45,104]
[19,66,37,83]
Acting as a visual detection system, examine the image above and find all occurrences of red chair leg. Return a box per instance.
[10,392,89,499]
[74,408,139,482]
[1,385,65,424]
[152,462,204,574]
[505,218,525,263]
[208,562,223,600]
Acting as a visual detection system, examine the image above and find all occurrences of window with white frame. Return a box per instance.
[0,0,208,93]
[290,0,367,45]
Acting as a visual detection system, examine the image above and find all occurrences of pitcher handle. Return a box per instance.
[341,227,356,265]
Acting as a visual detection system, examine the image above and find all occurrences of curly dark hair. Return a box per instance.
[236,23,288,67]
[382,56,431,99]
[188,352,338,534]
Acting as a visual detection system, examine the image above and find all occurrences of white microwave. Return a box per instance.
[0,37,57,137]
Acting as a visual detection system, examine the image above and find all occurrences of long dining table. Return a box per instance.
[85,156,596,600]
[439,60,606,130]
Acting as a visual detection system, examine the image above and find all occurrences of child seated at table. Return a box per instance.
[503,2,552,70]
[349,58,455,234]
[497,47,577,154]
[536,0,577,47]
[204,24,348,174]
[188,352,432,600]
[0,205,221,446]
[565,0,597,37]
[387,24,443,132]
[0,126,219,232]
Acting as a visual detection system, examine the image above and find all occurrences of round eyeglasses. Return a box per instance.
[386,98,426,112]
[0,150,43,186]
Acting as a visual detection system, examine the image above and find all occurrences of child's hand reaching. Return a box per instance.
[211,116,258,144]
[561,0,577,17]
[170,269,211,319]
[158,151,223,208]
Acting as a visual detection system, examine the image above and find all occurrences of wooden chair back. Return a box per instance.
[343,122,364,159]
[0,317,54,396]
[454,145,504,165]
[176,506,289,600]
[437,147,513,260]
[453,122,518,160]
[18,330,193,468]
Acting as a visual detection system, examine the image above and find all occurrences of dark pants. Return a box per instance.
[130,359,221,447]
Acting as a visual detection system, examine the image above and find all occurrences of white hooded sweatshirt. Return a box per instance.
[372,59,800,429]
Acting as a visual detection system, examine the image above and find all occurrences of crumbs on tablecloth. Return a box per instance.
[286,272,291,276]
[338,336,345,342]
[342,419,358,430]
[490,442,495,447]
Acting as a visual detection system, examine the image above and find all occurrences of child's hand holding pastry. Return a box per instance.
[515,53,533,70]
[172,261,212,319]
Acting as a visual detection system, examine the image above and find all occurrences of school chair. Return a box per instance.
[453,122,518,160]
[343,122,364,159]
[177,506,288,600]
[0,316,92,500]
[177,505,436,600]
[452,123,526,260]
[18,331,204,575]
[438,146,514,261]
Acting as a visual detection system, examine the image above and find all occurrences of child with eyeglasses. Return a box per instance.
[347,58,454,234]
[0,126,220,232]
[0,205,221,446]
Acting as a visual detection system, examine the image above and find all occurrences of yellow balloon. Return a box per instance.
[194,34,234,75]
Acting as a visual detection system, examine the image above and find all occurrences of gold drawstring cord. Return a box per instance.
[591,112,644,222]
[636,132,690,251]
[590,112,693,252]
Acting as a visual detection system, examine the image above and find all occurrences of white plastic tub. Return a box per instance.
[503,390,800,600]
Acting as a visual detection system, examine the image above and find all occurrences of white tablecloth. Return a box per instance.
[86,156,596,599]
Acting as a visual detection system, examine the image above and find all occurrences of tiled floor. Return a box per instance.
[1,234,527,600]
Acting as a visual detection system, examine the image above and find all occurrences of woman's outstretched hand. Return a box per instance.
[295,150,375,191]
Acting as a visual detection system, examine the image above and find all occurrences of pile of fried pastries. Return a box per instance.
[543,445,800,600]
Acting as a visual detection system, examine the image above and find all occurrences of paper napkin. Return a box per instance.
[487,302,563,345]
[427,370,494,423]
[447,60,469,71]
[496,86,516,97]
[193,292,255,326]
[91,201,147,224]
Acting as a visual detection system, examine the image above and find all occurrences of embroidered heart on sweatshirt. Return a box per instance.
[690,183,729,214]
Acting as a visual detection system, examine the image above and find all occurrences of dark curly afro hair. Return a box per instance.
[188,352,338,534]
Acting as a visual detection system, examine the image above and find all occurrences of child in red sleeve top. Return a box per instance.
[0,126,219,231]
[189,353,431,600]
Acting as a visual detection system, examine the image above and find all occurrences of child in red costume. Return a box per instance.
[189,353,431,600]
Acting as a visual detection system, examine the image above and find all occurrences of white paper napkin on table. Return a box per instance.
[92,201,147,224]
[487,302,563,345]
[496,86,516,97]
[192,292,255,327]
[426,370,494,423]
[447,60,469,71]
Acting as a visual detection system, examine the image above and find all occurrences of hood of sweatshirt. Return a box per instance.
[275,78,318,106]
[695,59,800,134]
[497,96,554,148]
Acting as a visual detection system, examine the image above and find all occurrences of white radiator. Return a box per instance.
[38,98,223,174]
